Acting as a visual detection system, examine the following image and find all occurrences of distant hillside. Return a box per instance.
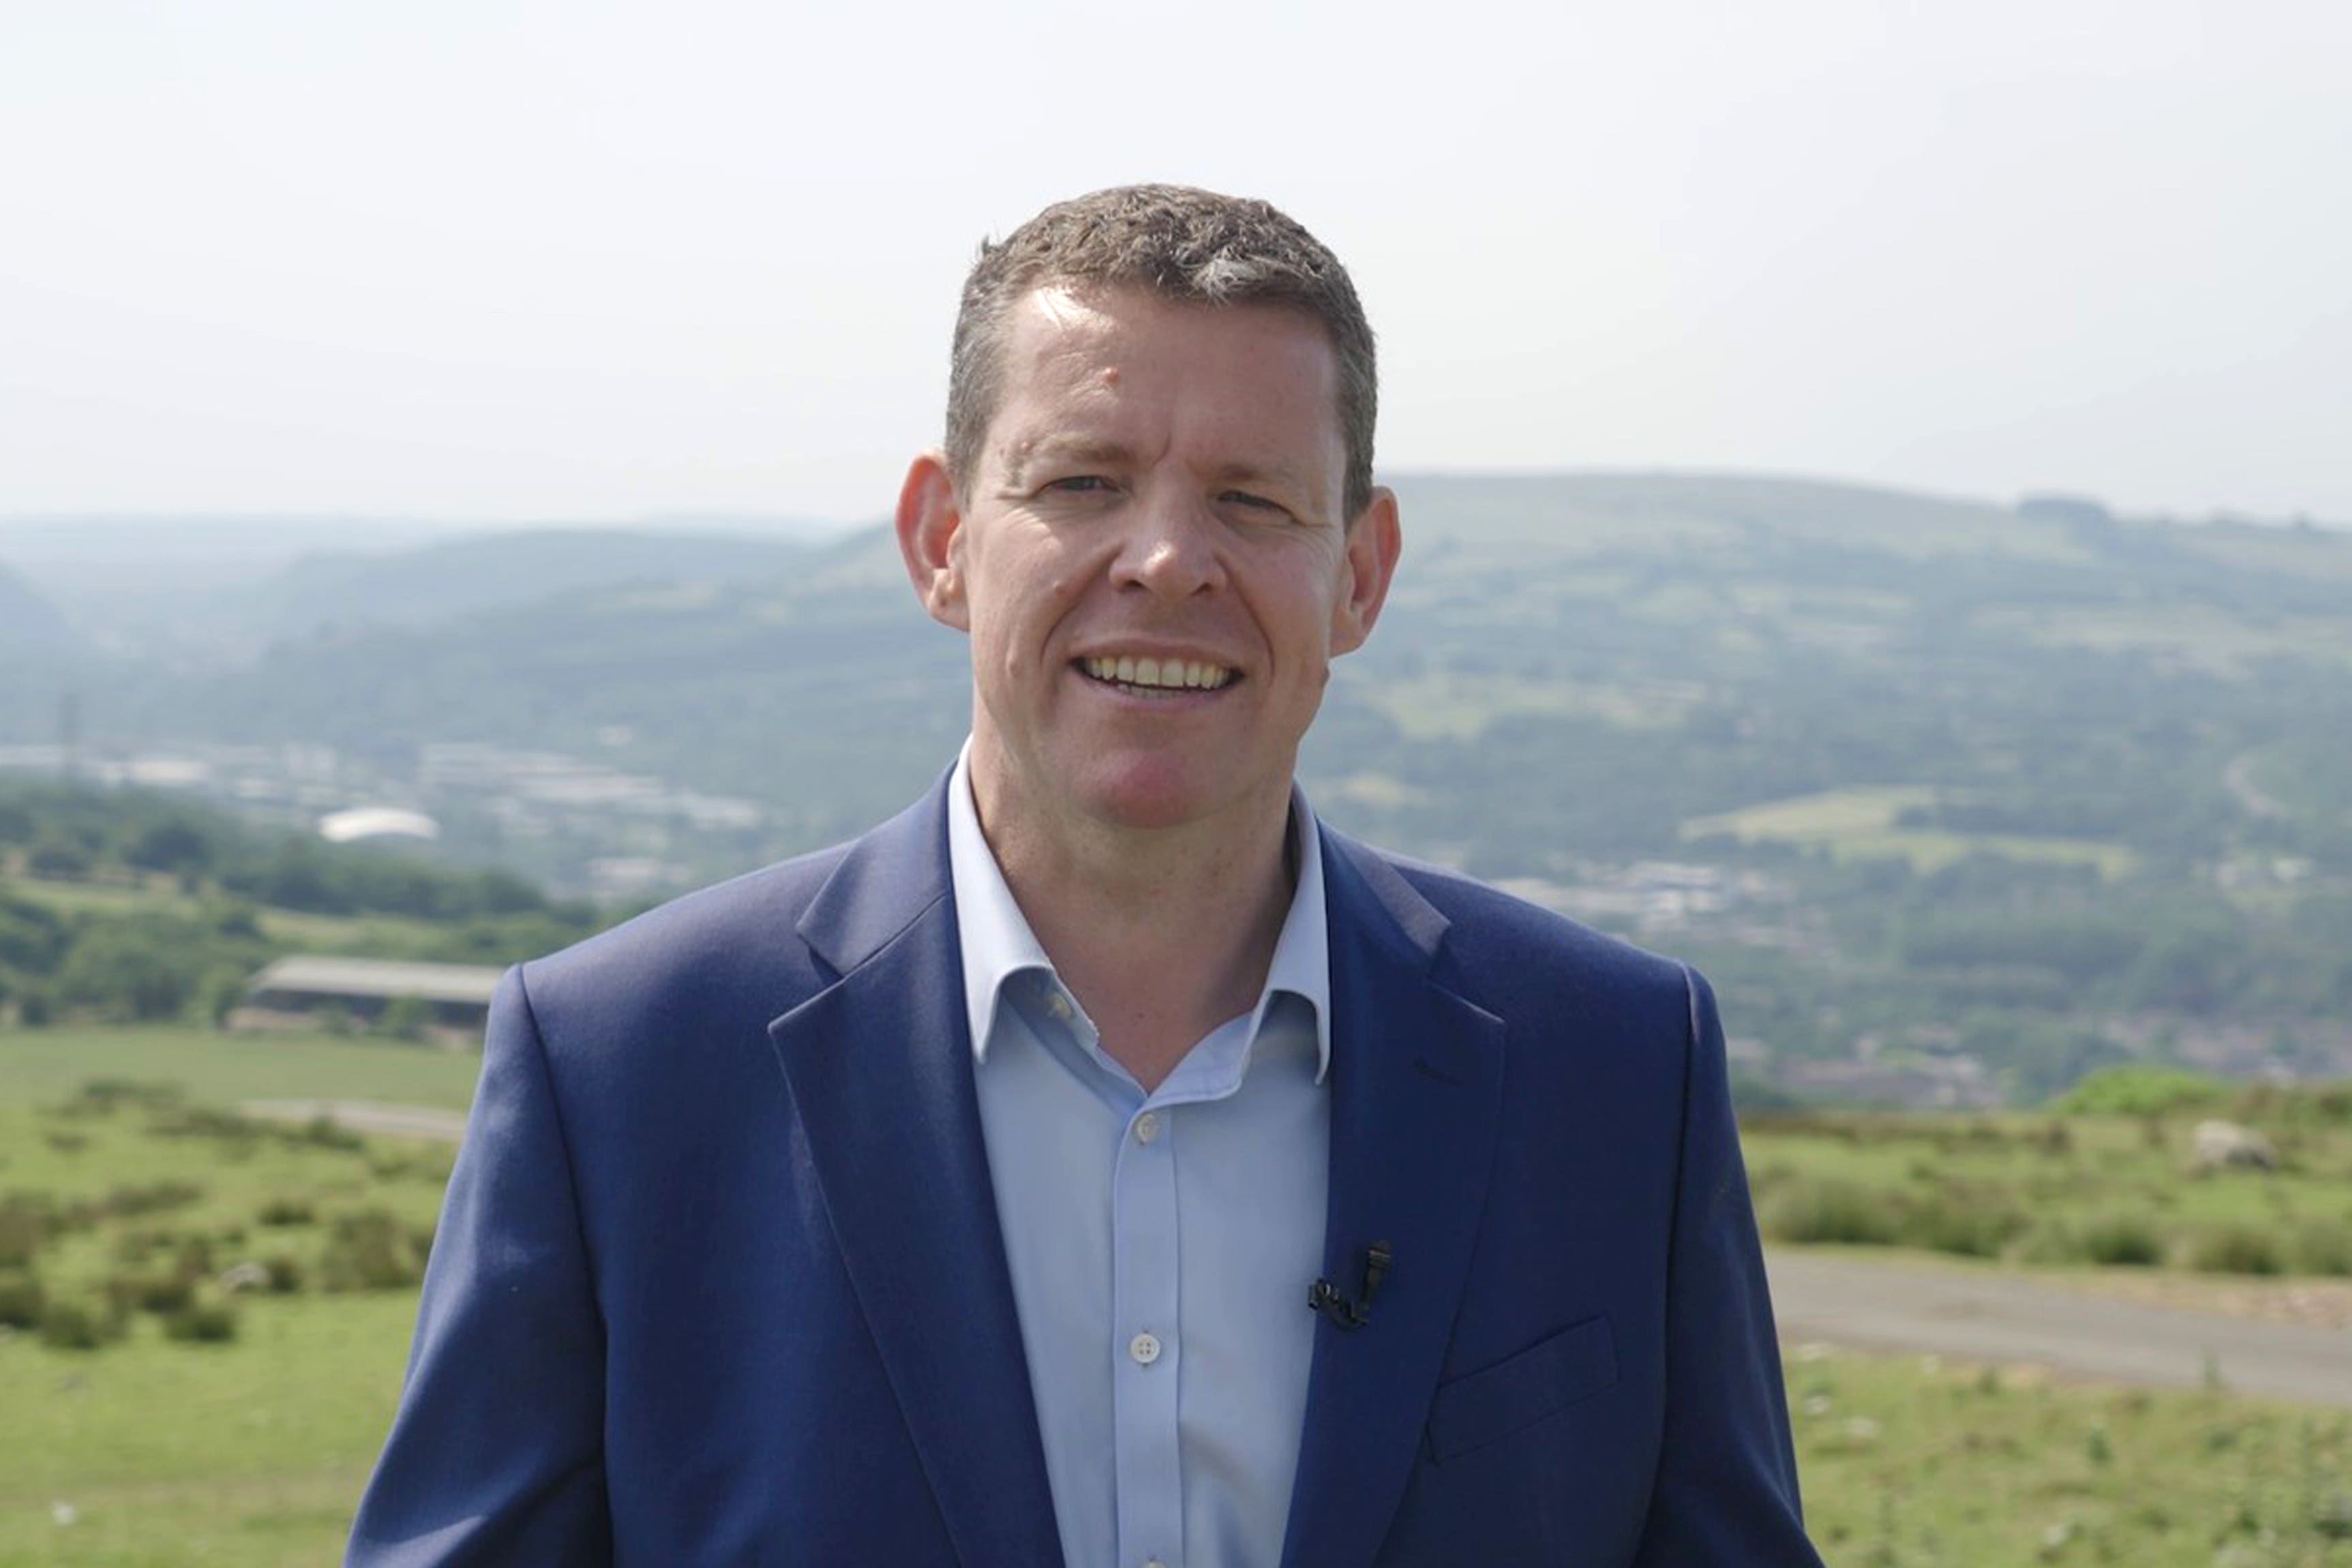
[12,471,2351,1103]
[229,528,819,638]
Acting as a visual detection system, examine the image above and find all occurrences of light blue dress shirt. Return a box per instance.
[948,751,1332,1568]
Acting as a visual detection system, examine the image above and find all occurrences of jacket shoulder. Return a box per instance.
[517,841,854,1034]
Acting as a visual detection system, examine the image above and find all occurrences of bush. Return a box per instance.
[318,1209,430,1292]
[2078,1214,2167,1267]
[112,1269,196,1315]
[257,1195,316,1227]
[1761,1179,1901,1247]
[297,1117,365,1152]
[2188,1224,2287,1276]
[100,1180,205,1219]
[2050,1065,2228,1117]
[0,1194,57,1267]
[2293,1221,2352,1277]
[38,1298,108,1350]
[377,993,430,1042]
[1902,1190,2027,1258]
[0,1267,45,1328]
[262,1254,305,1294]
[163,1297,239,1343]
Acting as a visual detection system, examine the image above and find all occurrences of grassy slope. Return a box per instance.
[0,1296,419,1568]
[0,1029,483,1111]
[1743,1103,2352,1269]
[0,1032,470,1565]
[8,1031,2352,1562]
[1792,1342,2352,1565]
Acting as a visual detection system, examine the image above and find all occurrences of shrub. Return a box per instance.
[319,1209,429,1292]
[377,993,431,1042]
[1901,1190,2027,1258]
[2078,1215,2166,1267]
[100,1180,205,1219]
[262,1254,305,1294]
[257,1195,316,1227]
[0,1267,44,1328]
[0,1194,57,1267]
[297,1117,365,1152]
[1761,1179,1901,1247]
[112,1269,196,1315]
[38,1298,108,1350]
[2293,1221,2352,1277]
[2188,1224,2286,1276]
[164,1297,239,1343]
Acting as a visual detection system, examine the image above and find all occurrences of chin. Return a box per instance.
[1072,757,1232,833]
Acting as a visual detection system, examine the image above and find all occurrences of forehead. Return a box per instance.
[985,286,1345,468]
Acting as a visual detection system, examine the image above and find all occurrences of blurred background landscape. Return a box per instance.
[7,472,2348,1109]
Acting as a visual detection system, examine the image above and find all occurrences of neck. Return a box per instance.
[971,768,1297,1092]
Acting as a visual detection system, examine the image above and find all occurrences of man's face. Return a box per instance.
[898,285,1398,844]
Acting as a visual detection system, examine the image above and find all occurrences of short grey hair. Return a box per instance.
[946,184,1378,520]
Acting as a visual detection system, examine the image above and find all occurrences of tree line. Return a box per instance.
[0,782,605,1027]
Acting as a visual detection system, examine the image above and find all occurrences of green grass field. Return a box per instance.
[1,1031,472,1565]
[1792,1341,2352,1565]
[0,1029,482,1113]
[1356,670,1699,741]
[1682,785,2141,877]
[1742,1096,2352,1274]
[8,1031,2352,1563]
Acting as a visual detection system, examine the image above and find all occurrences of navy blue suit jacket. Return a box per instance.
[349,781,1819,1565]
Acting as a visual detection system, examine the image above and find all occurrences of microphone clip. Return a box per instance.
[1309,1239,1393,1331]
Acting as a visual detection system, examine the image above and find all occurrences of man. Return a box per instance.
[350,185,1820,1565]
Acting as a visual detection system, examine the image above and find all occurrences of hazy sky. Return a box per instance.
[4,0,2345,527]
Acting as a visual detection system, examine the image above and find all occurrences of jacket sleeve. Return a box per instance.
[346,966,614,1565]
[1629,967,1824,1566]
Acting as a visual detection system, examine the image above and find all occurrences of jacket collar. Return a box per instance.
[770,780,1065,1567]
[1280,831,1508,1566]
[773,780,1507,1568]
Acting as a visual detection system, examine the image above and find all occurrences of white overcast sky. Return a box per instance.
[3,0,2345,527]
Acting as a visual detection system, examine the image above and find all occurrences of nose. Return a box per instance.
[1109,489,1226,599]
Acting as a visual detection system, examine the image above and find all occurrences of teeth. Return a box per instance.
[1082,657,1233,691]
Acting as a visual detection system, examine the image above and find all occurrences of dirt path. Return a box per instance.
[1768,1250,2352,1408]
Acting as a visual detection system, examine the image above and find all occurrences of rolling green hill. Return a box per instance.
[8,473,2350,1102]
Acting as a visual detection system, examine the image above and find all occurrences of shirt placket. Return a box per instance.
[1111,1096,1183,1568]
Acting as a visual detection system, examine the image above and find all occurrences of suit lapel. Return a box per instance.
[1282,836,1507,1568]
[767,789,1064,1568]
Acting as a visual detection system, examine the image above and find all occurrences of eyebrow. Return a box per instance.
[999,437,1327,510]
[1001,436,1135,487]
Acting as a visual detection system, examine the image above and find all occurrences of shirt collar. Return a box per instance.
[946,741,1332,1084]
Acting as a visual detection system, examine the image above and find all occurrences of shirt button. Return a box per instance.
[1045,989,1073,1021]
[1133,1111,1161,1144]
[1128,1331,1162,1366]
[1143,1560,1169,1568]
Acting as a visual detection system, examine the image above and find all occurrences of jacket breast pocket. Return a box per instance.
[1426,1314,1618,1464]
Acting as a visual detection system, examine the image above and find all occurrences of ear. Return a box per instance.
[895,451,969,632]
[1329,485,1401,657]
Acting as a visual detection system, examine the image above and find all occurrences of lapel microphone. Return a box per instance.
[1308,1239,1393,1331]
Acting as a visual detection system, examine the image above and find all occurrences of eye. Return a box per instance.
[1044,474,1116,496]
[1220,489,1291,517]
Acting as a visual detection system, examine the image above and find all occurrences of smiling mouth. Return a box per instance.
[1078,655,1236,694]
